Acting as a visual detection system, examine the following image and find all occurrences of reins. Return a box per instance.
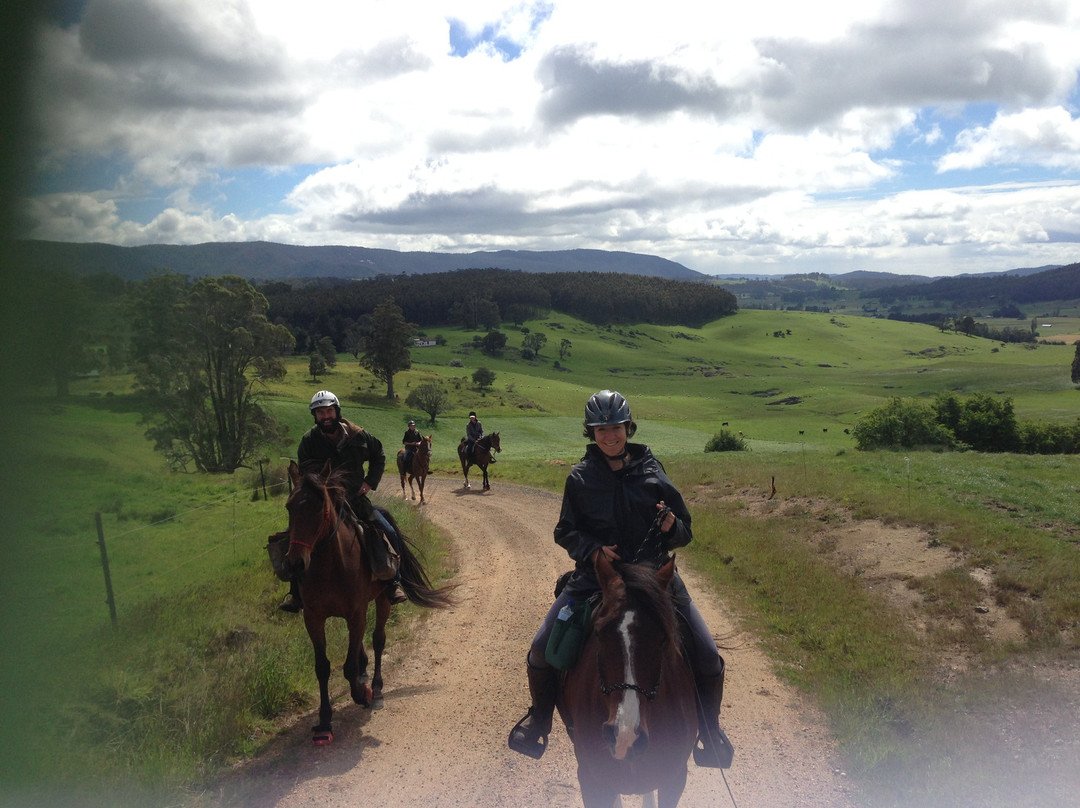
[289,482,347,550]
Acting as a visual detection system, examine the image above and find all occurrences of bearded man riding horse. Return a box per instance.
[279,390,409,611]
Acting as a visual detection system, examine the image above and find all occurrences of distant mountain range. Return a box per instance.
[7,240,1076,309]
[6,240,709,282]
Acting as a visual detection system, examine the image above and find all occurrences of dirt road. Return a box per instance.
[208,479,855,808]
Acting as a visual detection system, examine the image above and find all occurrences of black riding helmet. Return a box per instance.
[583,390,637,439]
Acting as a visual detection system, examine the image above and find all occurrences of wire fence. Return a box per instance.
[11,479,295,632]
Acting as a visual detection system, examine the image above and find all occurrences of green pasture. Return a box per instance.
[3,307,1079,807]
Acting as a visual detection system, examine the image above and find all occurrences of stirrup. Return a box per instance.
[693,725,734,769]
[388,583,408,605]
[508,710,548,759]
[278,595,302,613]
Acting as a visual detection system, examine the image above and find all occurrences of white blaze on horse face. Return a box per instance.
[612,609,642,760]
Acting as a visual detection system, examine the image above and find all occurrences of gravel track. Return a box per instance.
[205,479,854,808]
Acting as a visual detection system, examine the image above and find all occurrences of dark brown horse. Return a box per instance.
[397,434,432,504]
[458,432,501,490]
[285,460,453,745]
[557,554,698,808]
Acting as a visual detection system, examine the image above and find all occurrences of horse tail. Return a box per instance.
[377,507,456,609]
[398,538,456,608]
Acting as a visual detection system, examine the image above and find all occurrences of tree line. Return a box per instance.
[871,262,1080,308]
[259,268,737,355]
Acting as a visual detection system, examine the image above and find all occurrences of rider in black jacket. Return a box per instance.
[280,390,407,611]
[508,390,730,767]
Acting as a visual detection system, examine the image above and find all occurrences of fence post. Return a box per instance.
[95,512,118,629]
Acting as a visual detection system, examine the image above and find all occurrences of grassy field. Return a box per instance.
[2,307,1078,807]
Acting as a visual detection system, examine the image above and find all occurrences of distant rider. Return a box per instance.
[402,419,423,468]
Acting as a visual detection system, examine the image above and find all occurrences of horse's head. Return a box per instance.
[592,553,679,761]
[285,460,342,570]
[422,436,433,456]
[489,432,501,453]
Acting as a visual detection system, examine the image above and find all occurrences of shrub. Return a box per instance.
[852,398,956,450]
[1018,420,1080,454]
[933,392,1019,452]
[705,429,749,452]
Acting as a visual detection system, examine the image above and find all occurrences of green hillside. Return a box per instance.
[243,308,1077,456]
[4,307,1078,808]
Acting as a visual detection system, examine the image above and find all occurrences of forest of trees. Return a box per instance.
[871,262,1080,307]
[259,268,738,354]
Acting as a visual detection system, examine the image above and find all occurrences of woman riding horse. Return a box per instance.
[508,390,732,768]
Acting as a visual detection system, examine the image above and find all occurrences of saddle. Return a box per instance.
[264,508,400,584]
[358,517,400,582]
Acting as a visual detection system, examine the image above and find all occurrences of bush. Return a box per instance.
[933,392,1019,452]
[705,429,749,452]
[1018,420,1080,454]
[852,398,956,450]
[856,395,1079,454]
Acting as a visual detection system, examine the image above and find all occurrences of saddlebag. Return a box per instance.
[266,531,292,581]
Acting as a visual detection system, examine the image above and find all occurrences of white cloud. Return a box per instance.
[16,0,1080,275]
[938,107,1080,172]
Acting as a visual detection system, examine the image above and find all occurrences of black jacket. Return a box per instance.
[555,442,691,598]
[297,418,385,519]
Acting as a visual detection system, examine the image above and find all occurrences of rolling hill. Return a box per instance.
[5,239,707,282]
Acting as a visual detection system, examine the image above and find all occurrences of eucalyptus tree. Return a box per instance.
[129,273,294,473]
[358,298,415,400]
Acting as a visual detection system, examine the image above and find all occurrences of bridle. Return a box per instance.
[288,481,346,551]
[599,652,663,701]
[596,609,666,701]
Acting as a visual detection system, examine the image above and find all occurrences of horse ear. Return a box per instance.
[596,552,625,602]
[655,556,676,589]
[288,460,301,487]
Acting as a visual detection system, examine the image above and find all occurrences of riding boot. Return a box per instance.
[508,660,557,759]
[387,574,408,605]
[279,576,303,613]
[693,671,734,768]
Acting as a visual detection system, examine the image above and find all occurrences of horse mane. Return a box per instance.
[597,561,679,643]
[301,466,349,505]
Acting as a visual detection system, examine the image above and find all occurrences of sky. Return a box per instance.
[13,0,1080,277]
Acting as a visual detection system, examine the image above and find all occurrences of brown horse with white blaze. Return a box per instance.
[285,460,453,745]
[557,554,699,808]
[397,434,432,503]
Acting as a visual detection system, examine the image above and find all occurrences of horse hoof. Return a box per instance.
[313,729,333,746]
[353,682,374,706]
[372,694,385,710]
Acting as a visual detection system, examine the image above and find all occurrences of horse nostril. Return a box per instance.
[631,731,650,759]
[602,723,617,750]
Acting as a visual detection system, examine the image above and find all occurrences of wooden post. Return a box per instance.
[258,459,268,500]
[95,512,118,628]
